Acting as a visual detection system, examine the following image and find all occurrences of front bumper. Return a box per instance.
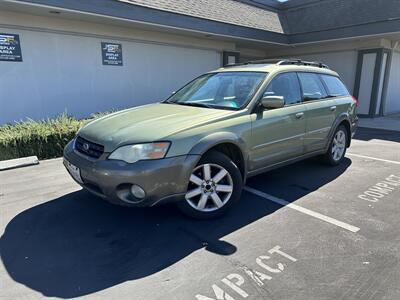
[63,140,200,207]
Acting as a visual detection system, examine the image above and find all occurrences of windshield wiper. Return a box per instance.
[175,102,214,108]
[163,99,176,104]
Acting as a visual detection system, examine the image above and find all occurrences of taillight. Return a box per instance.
[352,96,359,107]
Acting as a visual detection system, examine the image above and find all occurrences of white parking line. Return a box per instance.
[244,186,360,233]
[347,153,400,165]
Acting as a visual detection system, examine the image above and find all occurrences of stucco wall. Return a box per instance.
[0,26,221,124]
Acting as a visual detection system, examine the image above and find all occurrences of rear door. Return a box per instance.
[319,73,352,121]
[298,72,336,153]
[249,72,306,171]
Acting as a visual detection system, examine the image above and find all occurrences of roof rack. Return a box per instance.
[225,58,330,69]
[224,58,280,67]
[277,59,330,69]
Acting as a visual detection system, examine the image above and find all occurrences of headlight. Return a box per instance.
[108,142,170,164]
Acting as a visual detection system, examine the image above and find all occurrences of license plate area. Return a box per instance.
[64,159,83,184]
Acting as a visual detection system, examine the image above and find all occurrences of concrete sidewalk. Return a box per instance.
[359,113,400,132]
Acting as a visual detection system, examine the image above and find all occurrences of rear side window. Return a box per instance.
[264,72,302,105]
[297,72,328,101]
[320,74,350,97]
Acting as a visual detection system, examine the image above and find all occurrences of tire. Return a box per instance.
[324,125,348,166]
[177,150,243,219]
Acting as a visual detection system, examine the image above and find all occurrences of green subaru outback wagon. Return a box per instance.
[64,59,358,218]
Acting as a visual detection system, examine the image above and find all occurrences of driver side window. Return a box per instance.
[264,72,302,105]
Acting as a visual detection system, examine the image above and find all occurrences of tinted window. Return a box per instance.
[298,72,328,101]
[167,72,266,109]
[321,75,350,97]
[264,72,301,105]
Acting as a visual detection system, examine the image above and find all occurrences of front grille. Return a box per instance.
[75,136,104,159]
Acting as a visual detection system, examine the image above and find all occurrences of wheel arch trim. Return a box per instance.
[326,113,352,151]
[187,132,249,180]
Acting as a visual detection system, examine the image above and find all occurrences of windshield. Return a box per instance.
[165,72,267,110]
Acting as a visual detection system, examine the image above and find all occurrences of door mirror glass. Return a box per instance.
[261,96,285,109]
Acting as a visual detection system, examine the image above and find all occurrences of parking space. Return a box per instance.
[347,127,400,162]
[1,127,400,299]
[246,154,400,238]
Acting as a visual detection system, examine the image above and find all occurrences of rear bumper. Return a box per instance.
[63,140,200,207]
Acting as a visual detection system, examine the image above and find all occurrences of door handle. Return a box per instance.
[330,106,337,111]
[295,112,304,119]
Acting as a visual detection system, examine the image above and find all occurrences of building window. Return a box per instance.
[223,51,240,66]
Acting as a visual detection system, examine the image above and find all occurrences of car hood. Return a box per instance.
[78,103,236,152]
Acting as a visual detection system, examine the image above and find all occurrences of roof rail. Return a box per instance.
[224,58,330,69]
[277,59,330,69]
[224,58,279,67]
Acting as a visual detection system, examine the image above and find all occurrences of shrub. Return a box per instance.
[0,114,88,161]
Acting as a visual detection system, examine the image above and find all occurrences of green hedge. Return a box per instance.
[0,114,88,161]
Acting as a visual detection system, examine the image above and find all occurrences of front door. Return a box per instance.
[249,72,306,171]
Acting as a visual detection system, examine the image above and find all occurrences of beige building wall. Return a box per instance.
[0,11,236,124]
[1,9,399,121]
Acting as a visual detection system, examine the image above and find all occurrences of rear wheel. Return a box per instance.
[177,151,243,219]
[324,125,347,166]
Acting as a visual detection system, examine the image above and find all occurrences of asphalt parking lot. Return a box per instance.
[1,127,400,300]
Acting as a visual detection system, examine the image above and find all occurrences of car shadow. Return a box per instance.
[0,158,350,298]
[0,189,280,298]
[246,157,352,202]
[353,127,400,143]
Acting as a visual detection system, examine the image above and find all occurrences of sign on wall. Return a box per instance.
[0,33,22,62]
[101,42,123,66]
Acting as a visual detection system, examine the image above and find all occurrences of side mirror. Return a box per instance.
[261,95,285,109]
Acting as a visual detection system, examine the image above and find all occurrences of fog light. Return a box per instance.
[130,184,145,199]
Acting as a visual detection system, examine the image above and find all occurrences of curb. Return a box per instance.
[0,156,40,171]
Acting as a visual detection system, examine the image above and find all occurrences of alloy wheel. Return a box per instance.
[185,163,233,212]
[332,130,346,161]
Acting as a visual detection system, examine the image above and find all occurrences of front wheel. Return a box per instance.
[324,125,348,166]
[177,151,243,219]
